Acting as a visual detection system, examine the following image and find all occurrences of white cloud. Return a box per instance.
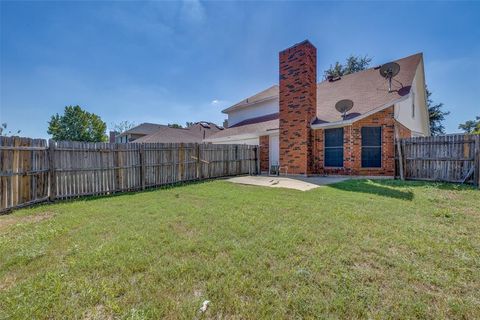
[180,0,206,25]
[210,99,229,106]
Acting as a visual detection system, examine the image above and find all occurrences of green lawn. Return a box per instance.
[0,179,479,319]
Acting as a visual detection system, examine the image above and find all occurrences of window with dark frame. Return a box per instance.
[324,128,344,167]
[361,127,382,168]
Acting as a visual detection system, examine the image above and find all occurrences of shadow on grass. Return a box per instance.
[368,179,477,191]
[329,179,414,201]
[1,179,219,215]
[82,178,214,202]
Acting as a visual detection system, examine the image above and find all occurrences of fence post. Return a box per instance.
[195,143,201,180]
[139,144,145,190]
[114,143,121,192]
[395,126,404,180]
[178,143,184,181]
[474,135,480,188]
[48,140,56,201]
[225,146,230,176]
[235,145,240,175]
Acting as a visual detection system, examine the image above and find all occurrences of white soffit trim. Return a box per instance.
[221,96,278,114]
[311,95,410,130]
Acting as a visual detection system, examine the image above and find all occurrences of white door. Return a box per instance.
[269,134,279,167]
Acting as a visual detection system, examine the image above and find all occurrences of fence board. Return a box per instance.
[398,134,479,186]
[1,137,259,212]
[0,136,49,212]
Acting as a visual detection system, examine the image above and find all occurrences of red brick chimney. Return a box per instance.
[279,40,317,175]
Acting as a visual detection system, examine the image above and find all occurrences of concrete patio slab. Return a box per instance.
[226,175,349,191]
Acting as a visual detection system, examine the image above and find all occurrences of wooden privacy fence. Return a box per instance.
[396,134,480,186]
[1,137,259,213]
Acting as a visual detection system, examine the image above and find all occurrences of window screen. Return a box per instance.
[361,127,382,168]
[324,128,344,167]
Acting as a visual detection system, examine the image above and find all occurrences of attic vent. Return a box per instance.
[327,75,342,82]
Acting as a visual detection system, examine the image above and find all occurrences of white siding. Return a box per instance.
[227,99,279,126]
[394,62,430,136]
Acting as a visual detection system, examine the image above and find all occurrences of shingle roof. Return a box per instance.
[315,53,422,123]
[133,127,201,143]
[118,123,166,137]
[229,113,279,128]
[208,53,422,140]
[133,122,223,143]
[206,118,279,140]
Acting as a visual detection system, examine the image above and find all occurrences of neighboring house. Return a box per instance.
[115,123,165,143]
[204,40,430,176]
[116,122,222,144]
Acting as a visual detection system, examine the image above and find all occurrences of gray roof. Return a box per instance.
[208,53,423,140]
[117,123,166,137]
[133,122,223,143]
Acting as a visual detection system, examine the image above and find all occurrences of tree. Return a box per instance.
[48,105,107,142]
[458,116,480,134]
[324,55,372,79]
[0,123,21,136]
[168,123,183,129]
[111,120,136,133]
[427,88,450,136]
[185,122,195,128]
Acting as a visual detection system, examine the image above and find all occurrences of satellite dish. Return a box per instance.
[379,62,400,92]
[335,99,354,119]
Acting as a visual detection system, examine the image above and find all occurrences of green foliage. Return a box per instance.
[0,123,21,136]
[1,180,479,318]
[427,88,450,135]
[111,120,136,133]
[185,122,195,128]
[324,55,372,78]
[458,116,480,134]
[47,106,107,142]
[167,123,183,129]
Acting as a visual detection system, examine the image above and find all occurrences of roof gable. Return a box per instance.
[316,53,422,123]
[220,53,422,122]
[208,53,423,141]
[118,123,166,137]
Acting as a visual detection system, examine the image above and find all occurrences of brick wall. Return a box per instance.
[279,40,317,175]
[259,135,269,172]
[396,121,412,139]
[313,106,401,176]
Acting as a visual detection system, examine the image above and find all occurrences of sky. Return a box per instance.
[1,1,479,139]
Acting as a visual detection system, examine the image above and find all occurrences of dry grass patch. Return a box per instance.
[0,211,55,232]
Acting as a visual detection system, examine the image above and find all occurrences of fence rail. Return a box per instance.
[397,134,480,186]
[1,137,259,213]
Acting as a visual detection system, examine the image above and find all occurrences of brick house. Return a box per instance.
[205,40,430,176]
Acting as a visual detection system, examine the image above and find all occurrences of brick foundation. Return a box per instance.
[279,41,317,175]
